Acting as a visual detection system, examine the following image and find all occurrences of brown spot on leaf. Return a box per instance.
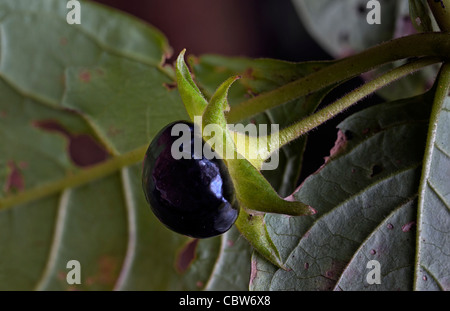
[97,256,118,285]
[60,37,68,46]
[325,270,334,278]
[4,161,25,194]
[163,82,177,91]
[323,260,347,283]
[33,119,109,167]
[402,221,416,232]
[86,277,95,286]
[175,239,198,274]
[79,70,91,83]
[69,135,109,167]
[57,271,66,280]
[85,256,119,287]
[243,67,254,79]
[107,126,122,138]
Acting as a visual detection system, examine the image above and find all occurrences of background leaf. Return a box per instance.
[0,0,248,291]
[292,0,400,58]
[408,0,435,32]
[250,91,447,290]
[203,226,253,291]
[291,0,438,100]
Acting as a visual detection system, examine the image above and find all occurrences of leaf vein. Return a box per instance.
[426,180,450,211]
[113,167,138,290]
[33,190,71,290]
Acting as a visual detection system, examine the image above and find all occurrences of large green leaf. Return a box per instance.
[250,89,449,290]
[202,226,253,291]
[292,0,438,100]
[292,0,399,57]
[1,0,326,291]
[0,0,247,291]
[415,65,450,290]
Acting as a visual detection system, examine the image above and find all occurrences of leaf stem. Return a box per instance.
[0,145,148,211]
[269,57,441,151]
[227,33,450,123]
[414,61,450,289]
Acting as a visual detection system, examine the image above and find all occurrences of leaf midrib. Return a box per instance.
[0,145,147,210]
[415,63,450,290]
[33,189,71,290]
[113,167,138,290]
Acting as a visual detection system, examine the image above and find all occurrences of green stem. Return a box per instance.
[227,33,450,123]
[271,57,441,150]
[0,145,148,211]
[414,61,450,289]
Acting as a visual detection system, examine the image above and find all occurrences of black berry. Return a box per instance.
[142,120,239,238]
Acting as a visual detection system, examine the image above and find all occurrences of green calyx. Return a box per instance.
[175,50,315,269]
[176,50,314,217]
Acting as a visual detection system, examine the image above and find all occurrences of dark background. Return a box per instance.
[91,0,374,184]
[91,0,330,61]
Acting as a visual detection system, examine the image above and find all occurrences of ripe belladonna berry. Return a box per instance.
[142,120,240,238]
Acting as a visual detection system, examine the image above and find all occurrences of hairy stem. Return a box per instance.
[270,57,441,151]
[227,33,450,123]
